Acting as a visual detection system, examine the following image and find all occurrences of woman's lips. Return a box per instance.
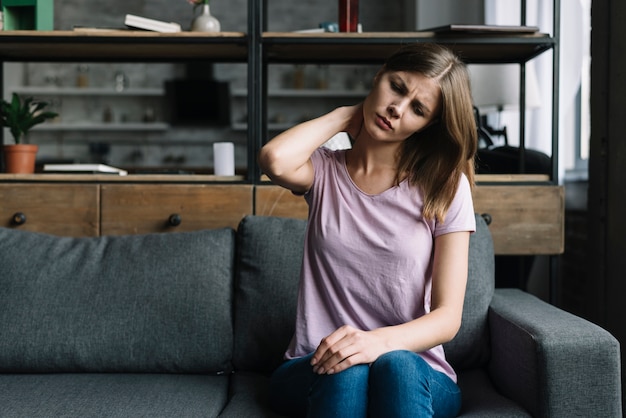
[376,114,392,130]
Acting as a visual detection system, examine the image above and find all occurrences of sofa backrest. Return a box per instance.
[232,214,494,374]
[0,227,235,374]
[232,216,306,373]
[442,213,494,370]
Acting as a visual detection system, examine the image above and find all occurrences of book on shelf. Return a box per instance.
[423,24,540,34]
[123,14,182,33]
[43,164,128,176]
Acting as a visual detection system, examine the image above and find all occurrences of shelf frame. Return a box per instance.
[262,32,555,65]
[0,4,559,185]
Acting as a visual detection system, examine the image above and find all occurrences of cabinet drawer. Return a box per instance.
[255,184,564,255]
[101,184,253,235]
[473,185,564,255]
[0,184,99,236]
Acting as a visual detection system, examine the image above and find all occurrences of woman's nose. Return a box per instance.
[388,100,408,118]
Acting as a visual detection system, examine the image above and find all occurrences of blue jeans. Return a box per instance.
[269,350,461,418]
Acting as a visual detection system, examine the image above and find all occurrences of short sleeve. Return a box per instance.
[434,174,476,236]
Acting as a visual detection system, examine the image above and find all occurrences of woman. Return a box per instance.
[259,43,477,418]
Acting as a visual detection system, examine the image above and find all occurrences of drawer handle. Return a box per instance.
[480,213,492,225]
[11,212,27,226]
[168,213,182,227]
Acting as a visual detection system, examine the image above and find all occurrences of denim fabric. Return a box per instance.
[270,350,461,418]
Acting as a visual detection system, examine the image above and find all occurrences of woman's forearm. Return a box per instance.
[373,306,463,355]
[258,106,357,188]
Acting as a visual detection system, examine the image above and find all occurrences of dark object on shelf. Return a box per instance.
[477,145,551,175]
[474,106,550,175]
[424,24,540,34]
[165,79,230,126]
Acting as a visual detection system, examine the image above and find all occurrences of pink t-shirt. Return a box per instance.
[285,148,476,382]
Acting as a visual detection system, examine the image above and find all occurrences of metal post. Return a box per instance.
[247,0,267,184]
[0,63,4,173]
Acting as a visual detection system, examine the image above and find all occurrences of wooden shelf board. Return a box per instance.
[475,174,550,183]
[0,173,246,182]
[0,31,248,62]
[12,86,165,96]
[263,32,554,64]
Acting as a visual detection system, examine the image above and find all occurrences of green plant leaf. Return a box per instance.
[0,93,58,144]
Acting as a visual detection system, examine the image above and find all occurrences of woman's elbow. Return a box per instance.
[438,310,464,344]
[258,145,282,178]
[444,319,463,343]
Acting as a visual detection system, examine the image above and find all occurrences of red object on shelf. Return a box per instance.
[339,0,359,32]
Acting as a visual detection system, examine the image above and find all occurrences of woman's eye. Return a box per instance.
[390,82,402,92]
[413,106,424,116]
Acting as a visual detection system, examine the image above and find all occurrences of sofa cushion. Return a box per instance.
[0,227,235,374]
[0,373,229,418]
[443,213,494,370]
[232,216,306,373]
[220,372,283,418]
[457,369,530,417]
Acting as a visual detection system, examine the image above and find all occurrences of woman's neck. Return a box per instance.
[347,136,401,174]
[345,139,403,194]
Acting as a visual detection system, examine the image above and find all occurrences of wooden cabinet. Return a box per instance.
[0,183,99,236]
[0,180,564,256]
[472,185,564,255]
[0,182,253,236]
[100,184,253,235]
[256,183,564,256]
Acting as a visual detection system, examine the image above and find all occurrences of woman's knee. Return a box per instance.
[308,364,370,417]
[312,363,370,393]
[371,349,430,378]
[369,351,461,418]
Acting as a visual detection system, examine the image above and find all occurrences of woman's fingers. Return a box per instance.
[311,325,371,374]
[310,326,348,367]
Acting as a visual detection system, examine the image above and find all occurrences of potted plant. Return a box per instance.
[0,93,58,173]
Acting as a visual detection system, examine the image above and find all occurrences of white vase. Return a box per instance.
[191,4,221,32]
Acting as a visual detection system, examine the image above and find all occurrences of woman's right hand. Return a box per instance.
[342,103,364,141]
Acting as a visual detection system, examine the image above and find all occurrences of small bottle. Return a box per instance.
[293,65,305,89]
[114,71,128,92]
[76,64,90,88]
[103,106,113,123]
[317,65,329,90]
[143,107,155,123]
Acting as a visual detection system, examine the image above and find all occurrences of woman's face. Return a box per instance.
[362,70,442,143]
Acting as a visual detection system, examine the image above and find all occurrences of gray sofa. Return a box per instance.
[0,214,621,417]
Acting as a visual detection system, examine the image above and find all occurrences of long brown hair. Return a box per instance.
[381,43,477,223]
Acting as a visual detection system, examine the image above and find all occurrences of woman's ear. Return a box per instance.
[373,69,384,84]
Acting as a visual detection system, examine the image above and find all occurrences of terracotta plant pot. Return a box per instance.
[3,144,38,173]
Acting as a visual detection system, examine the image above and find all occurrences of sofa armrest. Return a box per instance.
[488,288,622,418]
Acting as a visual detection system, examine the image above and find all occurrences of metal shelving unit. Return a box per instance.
[0,1,559,184]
